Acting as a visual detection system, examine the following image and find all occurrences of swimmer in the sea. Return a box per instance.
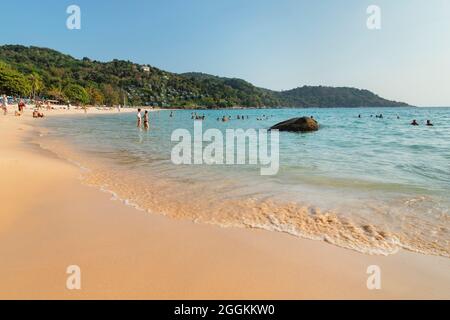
[143,110,149,129]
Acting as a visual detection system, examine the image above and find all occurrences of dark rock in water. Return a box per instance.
[270,117,319,132]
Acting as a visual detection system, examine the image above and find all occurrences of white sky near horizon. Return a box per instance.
[1,0,450,106]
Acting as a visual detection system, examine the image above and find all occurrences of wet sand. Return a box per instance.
[0,109,449,299]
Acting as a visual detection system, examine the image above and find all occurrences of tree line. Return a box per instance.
[0,45,408,108]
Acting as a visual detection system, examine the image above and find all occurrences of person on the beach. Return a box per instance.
[426,120,434,126]
[411,119,419,126]
[143,110,149,129]
[18,99,25,113]
[137,108,142,127]
[1,95,7,115]
[32,109,45,118]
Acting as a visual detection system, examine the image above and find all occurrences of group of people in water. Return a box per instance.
[135,108,437,130]
[358,113,434,126]
[410,119,433,126]
[192,113,206,120]
[188,111,278,122]
[137,109,279,127]
[136,108,150,129]
[217,114,274,122]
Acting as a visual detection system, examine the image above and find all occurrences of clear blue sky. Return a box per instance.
[1,0,449,106]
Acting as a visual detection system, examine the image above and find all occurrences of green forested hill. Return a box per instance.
[276,86,408,108]
[0,45,409,108]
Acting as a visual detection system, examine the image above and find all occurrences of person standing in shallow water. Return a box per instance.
[143,110,149,130]
[426,120,434,126]
[136,108,142,128]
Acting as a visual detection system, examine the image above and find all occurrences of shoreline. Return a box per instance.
[0,110,449,299]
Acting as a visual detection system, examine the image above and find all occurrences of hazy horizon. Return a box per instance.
[1,0,450,106]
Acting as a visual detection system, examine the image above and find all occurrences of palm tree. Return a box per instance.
[28,73,43,100]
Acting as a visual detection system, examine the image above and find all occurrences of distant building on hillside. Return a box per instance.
[141,65,150,72]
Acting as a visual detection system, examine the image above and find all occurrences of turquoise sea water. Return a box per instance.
[38,107,450,257]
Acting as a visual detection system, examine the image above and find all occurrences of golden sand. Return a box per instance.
[0,109,449,299]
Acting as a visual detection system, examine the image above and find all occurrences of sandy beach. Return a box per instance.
[0,108,449,300]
